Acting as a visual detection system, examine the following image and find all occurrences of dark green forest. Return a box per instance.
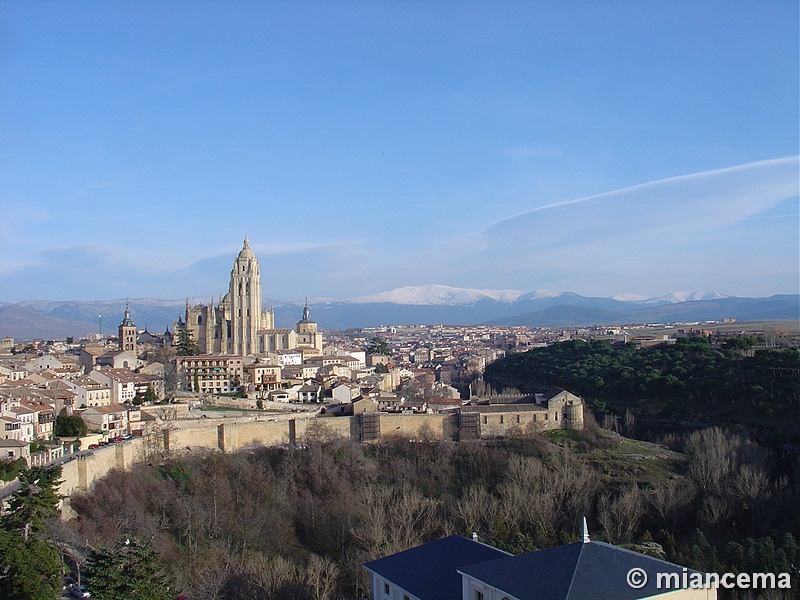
[483,337,800,443]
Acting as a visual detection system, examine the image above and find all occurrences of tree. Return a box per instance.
[0,457,27,482]
[0,466,63,599]
[366,336,390,356]
[134,384,159,405]
[0,529,62,599]
[55,414,87,438]
[175,327,199,356]
[86,537,174,600]
[2,465,63,534]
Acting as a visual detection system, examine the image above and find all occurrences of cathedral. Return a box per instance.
[175,237,322,356]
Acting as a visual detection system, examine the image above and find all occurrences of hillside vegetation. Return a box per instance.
[483,337,800,443]
[56,428,798,600]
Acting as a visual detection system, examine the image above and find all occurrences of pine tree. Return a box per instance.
[86,537,174,600]
[0,465,63,599]
[175,327,199,356]
[0,529,62,599]
[1,465,62,534]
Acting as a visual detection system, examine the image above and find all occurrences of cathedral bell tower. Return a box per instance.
[229,236,262,356]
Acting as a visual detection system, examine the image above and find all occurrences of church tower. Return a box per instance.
[296,301,323,351]
[119,302,137,354]
[229,236,262,356]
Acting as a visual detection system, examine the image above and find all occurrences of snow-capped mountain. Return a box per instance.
[638,291,730,305]
[351,285,523,305]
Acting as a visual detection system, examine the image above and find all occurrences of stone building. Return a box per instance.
[465,388,585,435]
[118,303,137,353]
[175,237,322,356]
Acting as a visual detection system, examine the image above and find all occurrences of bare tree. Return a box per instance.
[453,484,500,539]
[597,485,644,543]
[305,554,339,600]
[648,480,694,532]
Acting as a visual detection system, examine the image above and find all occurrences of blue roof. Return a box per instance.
[458,541,701,600]
[363,535,511,600]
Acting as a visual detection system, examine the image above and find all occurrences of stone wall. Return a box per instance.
[58,404,583,517]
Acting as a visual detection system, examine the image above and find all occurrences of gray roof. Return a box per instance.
[364,535,510,600]
[458,540,702,600]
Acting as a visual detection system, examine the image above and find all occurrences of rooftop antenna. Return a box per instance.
[581,516,590,543]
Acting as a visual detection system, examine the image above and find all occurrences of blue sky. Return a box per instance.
[1,1,797,303]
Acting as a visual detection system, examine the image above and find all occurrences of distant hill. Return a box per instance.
[2,289,797,340]
[487,294,800,327]
[0,304,99,340]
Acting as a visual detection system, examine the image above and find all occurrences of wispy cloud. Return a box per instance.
[414,157,800,296]
[485,156,799,234]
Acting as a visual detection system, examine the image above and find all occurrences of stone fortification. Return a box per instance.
[58,401,583,517]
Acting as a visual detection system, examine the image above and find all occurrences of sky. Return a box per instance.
[1,1,798,303]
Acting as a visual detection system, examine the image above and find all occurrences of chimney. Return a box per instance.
[471,532,478,542]
[581,516,590,543]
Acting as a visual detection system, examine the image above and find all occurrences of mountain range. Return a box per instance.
[1,285,797,341]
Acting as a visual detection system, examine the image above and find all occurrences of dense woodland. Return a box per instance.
[483,336,800,443]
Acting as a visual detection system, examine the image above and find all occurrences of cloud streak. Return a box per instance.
[417,157,799,297]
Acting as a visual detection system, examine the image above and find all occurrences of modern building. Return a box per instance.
[364,528,717,600]
[175,355,245,395]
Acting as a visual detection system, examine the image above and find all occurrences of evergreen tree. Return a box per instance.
[1,465,62,533]
[366,336,390,356]
[86,537,173,600]
[0,465,63,599]
[55,415,87,438]
[0,529,62,599]
[175,327,199,356]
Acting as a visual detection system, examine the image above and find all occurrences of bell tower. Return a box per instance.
[119,302,137,354]
[228,236,262,356]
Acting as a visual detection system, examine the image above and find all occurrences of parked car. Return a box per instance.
[87,444,99,450]
[70,585,91,598]
[121,434,133,440]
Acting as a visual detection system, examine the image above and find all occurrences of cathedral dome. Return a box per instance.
[237,236,256,260]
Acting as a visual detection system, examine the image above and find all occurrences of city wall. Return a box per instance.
[57,409,572,518]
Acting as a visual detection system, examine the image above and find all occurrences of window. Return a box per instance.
[516,414,521,424]
[404,596,410,600]
[483,416,487,424]
[384,582,390,594]
[475,592,484,600]
[499,415,504,424]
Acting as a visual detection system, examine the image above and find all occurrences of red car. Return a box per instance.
[87,444,99,449]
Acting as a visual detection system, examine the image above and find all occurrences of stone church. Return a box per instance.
[175,237,322,356]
